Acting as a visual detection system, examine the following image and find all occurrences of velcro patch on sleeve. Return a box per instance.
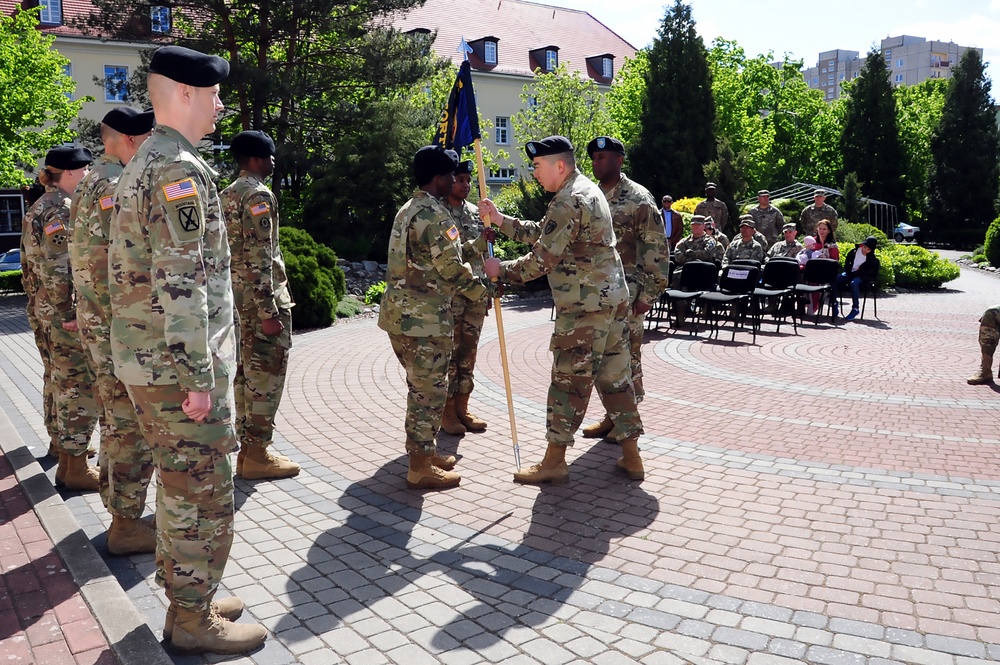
[162,178,197,201]
[44,220,65,236]
[250,202,270,216]
[99,196,115,210]
[445,225,460,241]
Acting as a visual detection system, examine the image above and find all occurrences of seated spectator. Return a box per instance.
[767,223,803,260]
[836,236,879,321]
[673,215,723,286]
[796,236,820,267]
[723,216,765,267]
[704,218,729,250]
[814,220,839,261]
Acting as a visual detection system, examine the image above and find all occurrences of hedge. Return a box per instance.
[280,227,346,330]
[0,270,24,294]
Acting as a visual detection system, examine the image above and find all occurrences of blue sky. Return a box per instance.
[566,0,998,88]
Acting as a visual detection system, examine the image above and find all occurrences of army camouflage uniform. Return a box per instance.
[767,239,803,260]
[800,204,839,237]
[110,125,237,613]
[672,234,723,286]
[378,190,488,455]
[601,174,668,402]
[494,170,642,445]
[221,172,294,452]
[20,214,58,450]
[969,306,1000,384]
[724,238,766,266]
[694,199,729,235]
[443,199,489,398]
[69,155,153,518]
[748,206,786,247]
[23,189,99,457]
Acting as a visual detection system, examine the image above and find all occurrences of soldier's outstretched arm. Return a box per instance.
[497,209,577,285]
[428,215,487,301]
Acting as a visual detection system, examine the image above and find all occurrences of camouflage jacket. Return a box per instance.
[694,198,729,233]
[378,190,488,337]
[69,154,123,337]
[24,188,75,326]
[109,125,236,391]
[603,174,669,307]
[767,239,803,259]
[494,169,628,316]
[800,204,839,236]
[673,233,723,266]
[748,205,786,246]
[724,238,766,266]
[443,199,488,279]
[221,172,294,324]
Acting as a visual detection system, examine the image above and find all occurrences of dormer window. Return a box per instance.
[602,57,613,78]
[151,6,171,34]
[545,49,558,71]
[38,0,62,25]
[484,40,497,65]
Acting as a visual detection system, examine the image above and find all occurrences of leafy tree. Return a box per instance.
[629,0,716,199]
[926,49,1000,246]
[606,50,649,148]
[894,79,947,223]
[840,49,906,218]
[0,8,87,186]
[841,172,865,223]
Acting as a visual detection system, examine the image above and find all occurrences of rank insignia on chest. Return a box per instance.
[44,220,65,236]
[99,196,115,211]
[250,202,270,216]
[445,225,460,241]
[162,178,197,201]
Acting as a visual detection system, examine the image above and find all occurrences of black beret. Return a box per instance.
[525,135,573,159]
[230,130,275,158]
[45,146,93,170]
[586,136,625,158]
[149,45,229,87]
[455,160,473,176]
[102,107,155,136]
[414,145,459,186]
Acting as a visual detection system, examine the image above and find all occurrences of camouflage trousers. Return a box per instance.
[234,308,292,450]
[125,380,237,612]
[80,319,153,519]
[448,295,488,397]
[388,333,451,455]
[547,301,643,446]
[27,308,57,445]
[626,305,646,402]
[41,320,98,456]
[980,306,1000,352]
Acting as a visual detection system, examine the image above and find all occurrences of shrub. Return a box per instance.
[364,281,386,305]
[336,295,365,318]
[671,197,701,214]
[774,198,805,222]
[280,227,346,330]
[0,270,23,294]
[838,223,889,247]
[984,214,1000,267]
[883,244,959,289]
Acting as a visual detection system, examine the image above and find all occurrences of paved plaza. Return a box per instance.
[1,260,999,665]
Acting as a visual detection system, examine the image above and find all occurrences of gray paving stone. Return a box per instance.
[792,611,829,629]
[290,602,328,621]
[595,600,633,618]
[677,619,717,639]
[886,628,924,647]
[652,631,713,657]
[925,635,987,658]
[833,634,892,658]
[709,643,750,664]
[829,617,885,640]
[386,643,444,665]
[351,616,392,638]
[274,626,325,656]
[296,648,345,665]
[713,626,771,651]
[248,636,296,665]
[614,636,657,658]
[988,644,1000,660]
[748,655,806,665]
[628,607,682,630]
[805,645,867,665]
[520,637,576,664]
[367,630,409,653]
[892,645,956,665]
[459,634,519,662]
[740,601,793,622]
[768,638,808,660]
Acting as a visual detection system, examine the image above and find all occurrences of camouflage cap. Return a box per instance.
[757,189,770,197]
[739,215,756,228]
[814,189,827,197]
[782,222,797,232]
[690,215,707,225]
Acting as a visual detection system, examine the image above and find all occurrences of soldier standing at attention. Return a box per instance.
[581,136,668,443]
[69,107,157,555]
[800,189,839,237]
[694,182,729,235]
[440,160,491,436]
[24,146,101,491]
[221,130,299,481]
[378,146,491,490]
[748,189,786,247]
[480,136,646,483]
[968,306,1000,385]
[109,46,264,654]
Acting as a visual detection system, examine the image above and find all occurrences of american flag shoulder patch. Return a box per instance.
[99,196,115,210]
[44,220,65,236]
[445,225,460,241]
[162,178,197,201]
[250,202,270,216]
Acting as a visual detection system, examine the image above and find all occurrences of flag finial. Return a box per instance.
[458,37,473,61]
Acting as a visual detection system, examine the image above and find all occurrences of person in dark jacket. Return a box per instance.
[837,236,879,320]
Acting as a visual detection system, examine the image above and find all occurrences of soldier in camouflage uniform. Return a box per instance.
[440,160,491,436]
[968,306,1000,385]
[69,107,156,555]
[379,145,491,490]
[481,136,646,483]
[581,136,668,443]
[767,223,803,260]
[694,182,730,235]
[671,215,723,325]
[800,189,839,236]
[108,46,264,655]
[748,189,786,247]
[24,146,101,491]
[723,217,766,266]
[221,130,299,481]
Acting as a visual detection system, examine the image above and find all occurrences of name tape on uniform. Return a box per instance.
[162,178,197,202]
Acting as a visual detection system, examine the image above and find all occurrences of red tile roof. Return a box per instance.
[1,0,107,38]
[388,0,636,81]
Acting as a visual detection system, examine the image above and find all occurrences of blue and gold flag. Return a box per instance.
[434,60,480,151]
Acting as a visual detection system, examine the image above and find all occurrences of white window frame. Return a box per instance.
[494,116,509,145]
[151,6,171,34]
[896,58,904,67]
[489,168,516,182]
[602,57,613,78]
[104,65,129,103]
[545,49,558,71]
[38,0,62,24]
[484,40,497,65]
[895,74,904,83]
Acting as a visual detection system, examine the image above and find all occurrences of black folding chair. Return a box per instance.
[661,260,718,333]
[695,265,761,342]
[837,257,881,320]
[753,259,801,334]
[729,258,762,270]
[794,258,840,324]
[646,259,675,331]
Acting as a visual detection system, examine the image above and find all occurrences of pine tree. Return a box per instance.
[629,0,716,199]
[927,49,1000,246]
[840,49,906,221]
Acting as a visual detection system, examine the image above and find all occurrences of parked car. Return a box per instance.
[894,223,920,242]
[0,249,21,273]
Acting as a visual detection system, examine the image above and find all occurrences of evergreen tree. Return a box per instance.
[927,49,1000,246]
[841,172,866,223]
[629,0,716,199]
[840,49,906,220]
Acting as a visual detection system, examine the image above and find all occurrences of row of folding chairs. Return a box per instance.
[646,257,845,342]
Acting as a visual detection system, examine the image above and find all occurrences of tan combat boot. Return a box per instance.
[513,444,569,485]
[406,450,461,490]
[58,453,100,492]
[107,515,156,556]
[55,451,67,486]
[164,597,245,642]
[454,393,487,432]
[238,447,300,480]
[967,350,995,385]
[581,415,613,439]
[616,436,645,481]
[170,605,266,655]
[439,396,467,435]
